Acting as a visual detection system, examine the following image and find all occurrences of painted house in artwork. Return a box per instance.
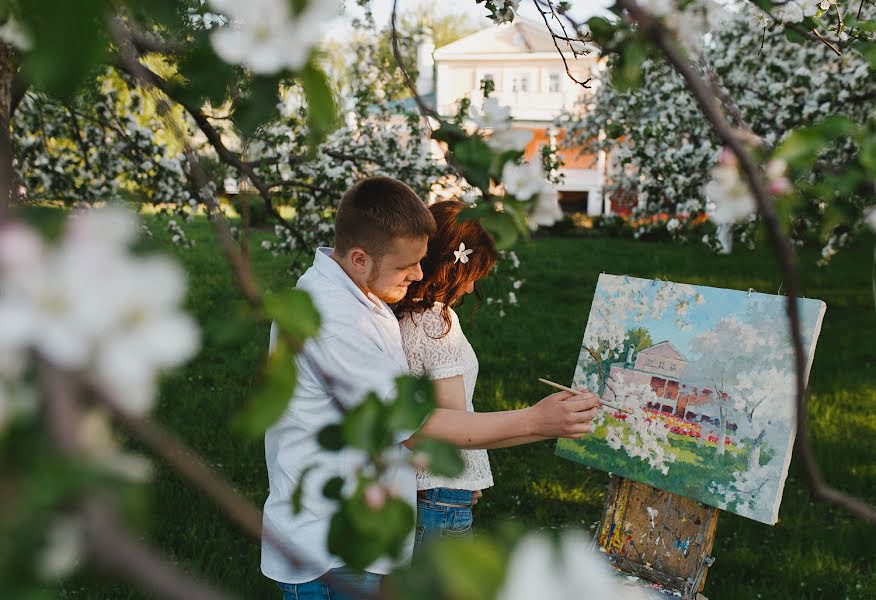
[432,18,610,215]
[607,341,734,431]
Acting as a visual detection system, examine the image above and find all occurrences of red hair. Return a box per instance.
[394,200,498,336]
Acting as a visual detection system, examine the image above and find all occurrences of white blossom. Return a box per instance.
[471,98,512,131]
[499,531,648,600]
[487,127,534,153]
[705,160,757,225]
[864,205,876,233]
[529,182,564,228]
[502,161,545,200]
[0,17,32,51]
[38,516,85,580]
[208,0,343,74]
[0,208,200,415]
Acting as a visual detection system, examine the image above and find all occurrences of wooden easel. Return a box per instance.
[596,476,720,599]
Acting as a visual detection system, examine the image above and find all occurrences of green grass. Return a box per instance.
[62,218,876,599]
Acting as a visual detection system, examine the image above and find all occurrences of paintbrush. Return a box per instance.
[538,378,633,414]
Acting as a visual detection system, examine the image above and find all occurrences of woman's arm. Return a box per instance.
[477,434,553,450]
[403,389,599,450]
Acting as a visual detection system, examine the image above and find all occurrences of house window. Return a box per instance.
[511,73,530,93]
[548,72,561,93]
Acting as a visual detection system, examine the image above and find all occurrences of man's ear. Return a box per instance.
[349,247,370,273]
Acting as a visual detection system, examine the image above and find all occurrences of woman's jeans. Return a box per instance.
[414,487,476,553]
[276,567,380,600]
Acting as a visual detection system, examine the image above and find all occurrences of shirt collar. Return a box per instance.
[312,247,394,318]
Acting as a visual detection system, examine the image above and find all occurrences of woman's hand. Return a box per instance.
[527,390,600,438]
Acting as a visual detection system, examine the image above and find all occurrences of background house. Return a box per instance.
[431,18,610,216]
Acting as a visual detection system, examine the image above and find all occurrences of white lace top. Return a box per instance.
[399,303,494,491]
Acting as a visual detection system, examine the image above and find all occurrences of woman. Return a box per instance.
[395,199,535,550]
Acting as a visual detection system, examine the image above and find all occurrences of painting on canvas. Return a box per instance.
[555,274,826,525]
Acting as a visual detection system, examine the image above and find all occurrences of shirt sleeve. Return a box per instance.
[417,310,466,381]
[301,328,404,411]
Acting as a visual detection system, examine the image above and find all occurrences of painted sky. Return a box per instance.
[598,276,825,361]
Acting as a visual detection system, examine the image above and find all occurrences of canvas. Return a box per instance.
[556,274,827,525]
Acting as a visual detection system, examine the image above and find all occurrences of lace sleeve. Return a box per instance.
[405,308,466,381]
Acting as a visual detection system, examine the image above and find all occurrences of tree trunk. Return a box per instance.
[748,429,766,471]
[0,42,15,219]
[715,405,726,457]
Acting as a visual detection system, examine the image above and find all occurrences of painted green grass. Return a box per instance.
[555,416,751,513]
[60,217,876,599]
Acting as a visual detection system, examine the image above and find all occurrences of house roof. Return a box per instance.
[434,17,590,59]
[638,341,688,362]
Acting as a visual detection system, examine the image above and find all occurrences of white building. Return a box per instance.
[433,18,610,216]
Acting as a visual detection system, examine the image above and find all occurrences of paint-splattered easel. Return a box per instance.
[596,476,720,599]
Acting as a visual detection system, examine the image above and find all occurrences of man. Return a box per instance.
[261,176,599,599]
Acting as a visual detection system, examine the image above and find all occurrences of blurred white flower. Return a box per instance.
[773,1,805,23]
[487,127,533,153]
[499,531,649,600]
[864,206,876,232]
[471,98,512,131]
[640,0,674,17]
[208,0,343,74]
[502,161,544,200]
[0,17,32,51]
[38,516,84,580]
[529,183,563,229]
[0,208,200,415]
[704,160,757,225]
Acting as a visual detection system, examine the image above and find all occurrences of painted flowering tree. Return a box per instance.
[1,0,875,599]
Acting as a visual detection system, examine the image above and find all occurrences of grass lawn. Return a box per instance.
[62,216,876,599]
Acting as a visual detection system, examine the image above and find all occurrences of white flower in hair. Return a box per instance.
[453,242,473,265]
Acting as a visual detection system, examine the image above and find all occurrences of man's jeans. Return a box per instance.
[414,487,476,553]
[276,567,380,600]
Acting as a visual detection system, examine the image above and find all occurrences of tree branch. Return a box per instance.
[534,0,593,90]
[109,50,310,252]
[390,0,439,122]
[615,0,876,523]
[83,495,236,600]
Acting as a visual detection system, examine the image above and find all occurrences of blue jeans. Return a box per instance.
[414,487,476,553]
[276,567,380,600]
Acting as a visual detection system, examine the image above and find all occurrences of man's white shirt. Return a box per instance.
[260,247,415,584]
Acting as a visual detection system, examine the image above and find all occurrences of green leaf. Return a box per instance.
[342,393,392,454]
[858,131,876,174]
[784,28,808,45]
[412,438,464,478]
[263,288,321,350]
[234,75,283,137]
[586,17,618,46]
[432,122,468,145]
[613,40,647,91]
[482,210,519,250]
[775,115,857,168]
[329,491,415,569]
[291,465,316,514]
[322,476,345,500]
[386,375,435,433]
[21,0,110,98]
[232,340,296,436]
[429,537,508,600]
[853,40,876,69]
[176,31,238,107]
[299,60,338,151]
[453,138,493,191]
[317,423,344,451]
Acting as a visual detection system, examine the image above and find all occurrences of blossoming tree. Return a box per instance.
[0,0,875,598]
